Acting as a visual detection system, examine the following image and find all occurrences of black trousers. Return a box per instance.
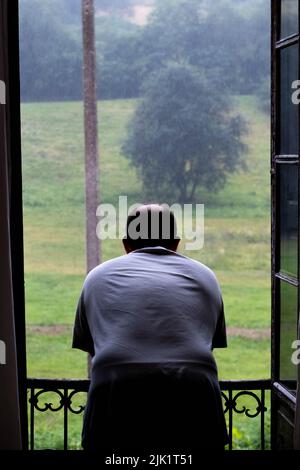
[82,366,229,451]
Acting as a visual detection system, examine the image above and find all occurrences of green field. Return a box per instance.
[21,95,271,448]
[22,95,271,379]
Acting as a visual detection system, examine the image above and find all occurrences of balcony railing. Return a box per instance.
[27,378,271,451]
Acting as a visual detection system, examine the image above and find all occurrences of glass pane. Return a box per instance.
[280,44,299,155]
[280,0,299,39]
[279,164,298,276]
[279,282,298,386]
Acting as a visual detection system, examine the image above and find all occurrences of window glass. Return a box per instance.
[279,163,298,277]
[280,44,299,155]
[280,0,298,39]
[279,281,298,387]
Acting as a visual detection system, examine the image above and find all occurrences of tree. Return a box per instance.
[123,63,247,203]
[95,0,136,13]
[138,0,269,95]
[19,0,269,101]
[19,0,82,101]
[82,0,100,376]
[82,0,100,273]
[99,32,142,99]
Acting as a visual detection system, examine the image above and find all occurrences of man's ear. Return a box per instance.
[122,238,133,254]
[169,238,180,252]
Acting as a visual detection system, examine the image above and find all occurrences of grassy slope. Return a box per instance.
[22,96,271,380]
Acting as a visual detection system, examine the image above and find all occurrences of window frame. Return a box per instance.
[271,0,300,450]
[271,0,300,387]
[0,0,28,449]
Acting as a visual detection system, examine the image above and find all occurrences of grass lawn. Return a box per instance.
[26,330,270,380]
[22,95,271,449]
[22,95,271,379]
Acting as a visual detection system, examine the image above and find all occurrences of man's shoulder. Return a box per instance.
[82,250,219,288]
[180,255,219,284]
[84,254,129,284]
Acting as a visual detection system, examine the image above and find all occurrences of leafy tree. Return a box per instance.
[19,0,82,101]
[19,0,142,101]
[99,32,143,99]
[98,0,269,98]
[139,0,269,95]
[95,0,136,12]
[256,78,270,114]
[19,0,269,101]
[123,63,248,202]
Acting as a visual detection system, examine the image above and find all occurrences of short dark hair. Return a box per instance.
[125,204,179,250]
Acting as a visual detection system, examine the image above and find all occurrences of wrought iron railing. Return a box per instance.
[27,378,271,451]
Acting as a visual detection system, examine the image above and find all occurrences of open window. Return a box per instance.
[4,0,300,452]
[271,0,300,449]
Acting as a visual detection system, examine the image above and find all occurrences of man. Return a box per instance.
[72,204,228,451]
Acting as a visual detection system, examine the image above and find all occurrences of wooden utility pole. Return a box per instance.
[82,0,100,274]
[82,0,100,376]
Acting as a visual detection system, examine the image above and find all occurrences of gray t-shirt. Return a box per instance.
[72,247,227,384]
